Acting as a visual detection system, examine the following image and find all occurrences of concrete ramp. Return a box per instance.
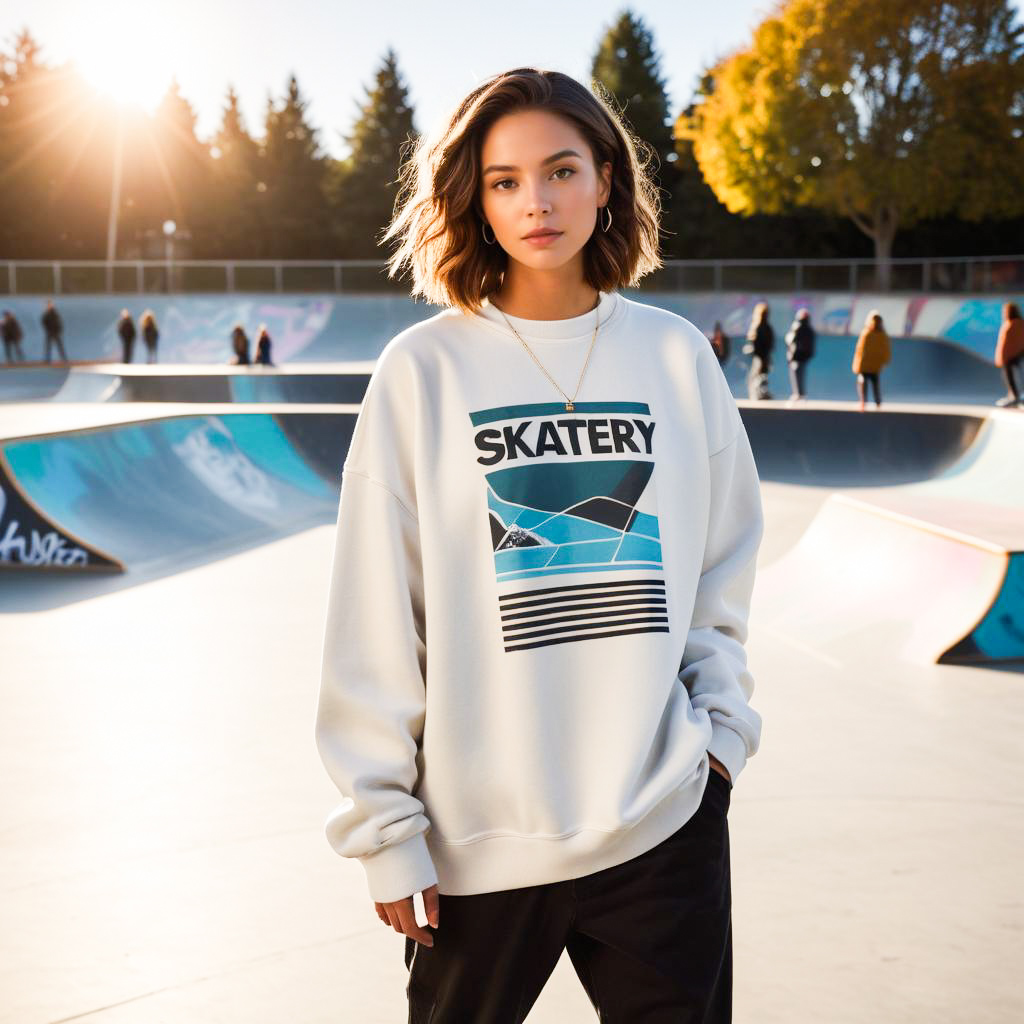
[93,362,375,404]
[754,411,1024,664]
[2,363,375,405]
[0,409,355,573]
[721,335,1006,406]
[50,370,123,402]
[754,493,1020,664]
[742,404,986,485]
[0,366,70,401]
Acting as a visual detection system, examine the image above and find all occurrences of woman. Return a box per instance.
[314,68,764,1023]
[254,323,274,366]
[139,310,159,364]
[852,310,891,410]
[230,324,251,365]
[743,301,774,400]
[994,301,1024,407]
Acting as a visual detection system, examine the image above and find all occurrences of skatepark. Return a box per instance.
[1,290,1022,1022]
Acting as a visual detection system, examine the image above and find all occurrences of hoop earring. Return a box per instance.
[481,221,496,245]
[601,206,613,233]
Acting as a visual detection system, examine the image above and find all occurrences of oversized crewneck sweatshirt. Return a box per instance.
[314,289,764,903]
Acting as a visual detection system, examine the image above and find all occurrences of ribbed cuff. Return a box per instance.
[360,830,439,904]
[707,723,749,788]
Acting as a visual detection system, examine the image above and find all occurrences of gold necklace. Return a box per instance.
[493,295,602,413]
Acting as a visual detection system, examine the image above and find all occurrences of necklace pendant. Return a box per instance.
[565,401,574,412]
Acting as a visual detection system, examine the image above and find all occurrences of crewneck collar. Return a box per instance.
[472,290,622,343]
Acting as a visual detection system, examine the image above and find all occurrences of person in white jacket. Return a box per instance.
[315,66,764,1023]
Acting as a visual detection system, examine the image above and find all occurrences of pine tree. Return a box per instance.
[327,48,417,259]
[210,85,263,257]
[261,73,331,257]
[591,10,679,257]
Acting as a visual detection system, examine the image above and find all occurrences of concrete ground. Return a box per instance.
[1,478,1022,1023]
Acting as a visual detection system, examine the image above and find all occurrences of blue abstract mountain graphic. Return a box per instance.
[487,459,663,582]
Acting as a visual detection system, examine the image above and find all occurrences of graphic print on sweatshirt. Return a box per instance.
[470,400,668,653]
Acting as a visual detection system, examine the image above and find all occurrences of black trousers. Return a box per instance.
[858,371,882,405]
[1003,354,1023,400]
[405,769,733,1023]
[44,332,68,362]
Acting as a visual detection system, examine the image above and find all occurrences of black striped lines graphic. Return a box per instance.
[499,577,669,651]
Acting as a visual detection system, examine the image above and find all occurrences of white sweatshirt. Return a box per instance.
[314,289,764,903]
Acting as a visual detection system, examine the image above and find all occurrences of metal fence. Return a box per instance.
[1,256,1023,296]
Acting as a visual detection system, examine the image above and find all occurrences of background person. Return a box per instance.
[117,310,136,363]
[743,301,774,399]
[784,307,816,401]
[254,324,274,366]
[41,300,68,363]
[852,310,892,411]
[139,310,160,363]
[230,324,251,365]
[994,301,1024,407]
[1,310,26,363]
[709,319,730,366]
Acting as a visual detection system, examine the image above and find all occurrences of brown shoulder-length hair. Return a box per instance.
[381,67,664,315]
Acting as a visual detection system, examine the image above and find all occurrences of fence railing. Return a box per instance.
[1,256,1023,296]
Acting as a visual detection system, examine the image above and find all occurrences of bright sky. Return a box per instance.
[4,0,1023,161]
[0,0,781,158]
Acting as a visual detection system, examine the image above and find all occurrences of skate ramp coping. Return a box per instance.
[51,362,376,404]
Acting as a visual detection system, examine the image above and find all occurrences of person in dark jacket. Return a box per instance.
[1,310,26,363]
[230,324,251,365]
[139,310,159,363]
[743,302,774,400]
[254,324,274,366]
[784,308,816,402]
[41,300,68,363]
[708,321,729,367]
[117,310,136,363]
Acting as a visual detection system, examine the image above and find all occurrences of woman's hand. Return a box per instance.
[375,884,440,947]
[708,752,732,785]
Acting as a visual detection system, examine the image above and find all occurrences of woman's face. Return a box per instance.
[478,109,611,273]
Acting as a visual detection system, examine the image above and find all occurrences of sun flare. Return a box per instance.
[69,5,175,112]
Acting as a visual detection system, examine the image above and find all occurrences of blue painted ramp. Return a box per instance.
[0,411,353,572]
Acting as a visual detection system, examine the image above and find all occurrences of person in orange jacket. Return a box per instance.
[852,310,891,411]
[994,301,1024,408]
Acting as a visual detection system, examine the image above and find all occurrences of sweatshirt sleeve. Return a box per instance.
[677,418,765,788]
[314,340,438,904]
[314,467,437,903]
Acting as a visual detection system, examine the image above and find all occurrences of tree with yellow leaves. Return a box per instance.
[679,0,1024,289]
